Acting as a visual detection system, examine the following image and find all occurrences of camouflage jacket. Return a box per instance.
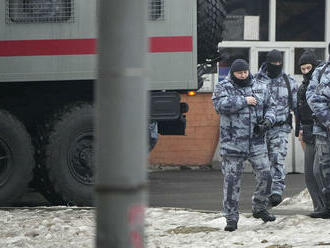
[306,62,330,137]
[212,75,276,157]
[255,63,298,133]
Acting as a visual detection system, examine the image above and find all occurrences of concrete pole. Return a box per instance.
[95,0,147,247]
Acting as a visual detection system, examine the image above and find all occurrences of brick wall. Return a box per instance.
[149,93,219,166]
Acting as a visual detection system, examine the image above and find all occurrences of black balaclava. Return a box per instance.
[266,49,283,79]
[230,59,250,87]
[298,51,317,82]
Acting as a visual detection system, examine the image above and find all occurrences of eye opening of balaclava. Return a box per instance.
[266,49,283,79]
[230,59,251,87]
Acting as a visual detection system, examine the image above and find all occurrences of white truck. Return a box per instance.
[0,0,225,205]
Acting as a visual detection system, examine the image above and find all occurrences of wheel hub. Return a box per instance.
[68,133,94,185]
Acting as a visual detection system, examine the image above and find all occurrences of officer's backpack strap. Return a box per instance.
[283,73,292,110]
[318,62,328,82]
[283,73,293,128]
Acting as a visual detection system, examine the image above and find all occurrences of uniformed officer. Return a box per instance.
[212,59,276,232]
[148,121,158,151]
[295,51,326,217]
[306,45,330,218]
[255,49,298,207]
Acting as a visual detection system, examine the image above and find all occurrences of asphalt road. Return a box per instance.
[148,170,307,214]
[18,170,307,215]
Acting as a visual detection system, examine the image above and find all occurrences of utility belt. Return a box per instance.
[273,113,293,128]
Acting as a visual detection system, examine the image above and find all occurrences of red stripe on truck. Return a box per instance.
[0,39,97,57]
[0,36,193,56]
[149,36,193,53]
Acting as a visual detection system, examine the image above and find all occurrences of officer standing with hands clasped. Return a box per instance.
[295,51,327,217]
[212,59,277,232]
[306,44,330,218]
[255,50,298,207]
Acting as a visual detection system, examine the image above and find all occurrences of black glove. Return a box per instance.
[254,119,272,136]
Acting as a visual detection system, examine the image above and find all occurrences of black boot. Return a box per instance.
[269,194,282,207]
[309,209,330,219]
[224,220,237,232]
[253,209,276,222]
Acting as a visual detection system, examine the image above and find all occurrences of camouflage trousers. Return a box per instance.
[315,135,330,206]
[266,129,289,196]
[221,153,272,222]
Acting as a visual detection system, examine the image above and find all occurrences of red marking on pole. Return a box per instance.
[149,36,193,53]
[0,39,97,57]
[129,204,145,248]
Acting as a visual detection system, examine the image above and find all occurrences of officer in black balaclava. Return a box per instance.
[295,51,327,218]
[255,49,298,207]
[298,52,317,82]
[295,52,327,217]
[266,49,283,79]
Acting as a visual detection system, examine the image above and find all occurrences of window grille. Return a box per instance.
[6,0,73,24]
[149,0,164,21]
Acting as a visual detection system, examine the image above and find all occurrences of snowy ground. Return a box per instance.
[1,189,330,248]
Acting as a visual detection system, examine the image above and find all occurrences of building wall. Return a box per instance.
[149,93,219,166]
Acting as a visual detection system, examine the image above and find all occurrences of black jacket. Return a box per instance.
[295,78,314,143]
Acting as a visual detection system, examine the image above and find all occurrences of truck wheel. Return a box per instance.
[197,0,226,64]
[0,110,34,206]
[39,103,94,206]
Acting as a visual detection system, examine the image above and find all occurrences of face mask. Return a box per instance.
[232,74,251,87]
[267,63,283,79]
[303,67,315,82]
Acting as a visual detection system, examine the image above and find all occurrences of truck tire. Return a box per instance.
[0,110,34,206]
[38,103,94,206]
[197,0,226,64]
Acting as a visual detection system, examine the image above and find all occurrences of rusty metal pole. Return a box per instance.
[95,0,147,247]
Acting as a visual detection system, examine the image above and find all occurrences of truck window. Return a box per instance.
[149,0,164,21]
[7,0,73,23]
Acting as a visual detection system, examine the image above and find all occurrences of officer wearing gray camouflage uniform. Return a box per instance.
[255,50,298,207]
[212,59,277,232]
[306,45,330,218]
[148,121,158,151]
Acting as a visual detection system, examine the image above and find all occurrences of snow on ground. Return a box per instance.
[276,188,313,211]
[1,190,330,248]
[0,207,95,248]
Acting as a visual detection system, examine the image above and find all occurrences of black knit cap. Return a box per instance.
[266,49,282,63]
[298,51,317,66]
[230,59,249,72]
